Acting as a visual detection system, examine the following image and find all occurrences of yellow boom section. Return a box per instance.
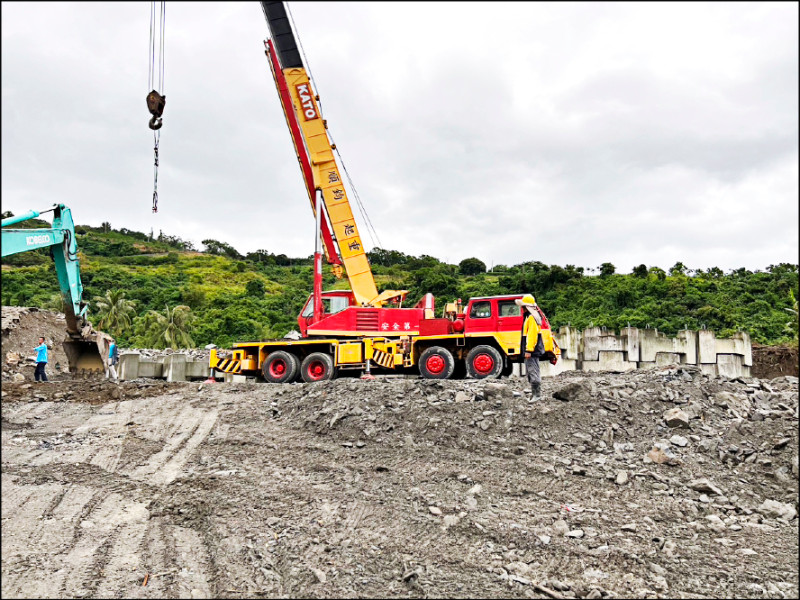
[283,67,379,307]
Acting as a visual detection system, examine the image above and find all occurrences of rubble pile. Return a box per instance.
[2,364,797,598]
[132,347,212,362]
[2,306,71,381]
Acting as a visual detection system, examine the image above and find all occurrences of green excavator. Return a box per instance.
[2,204,107,374]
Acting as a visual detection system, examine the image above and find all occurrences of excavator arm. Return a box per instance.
[2,204,105,373]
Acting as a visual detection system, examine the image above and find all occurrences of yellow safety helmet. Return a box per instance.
[514,294,537,307]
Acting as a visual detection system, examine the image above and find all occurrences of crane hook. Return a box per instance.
[146,90,166,130]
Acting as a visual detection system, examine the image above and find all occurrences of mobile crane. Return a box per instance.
[1,204,106,374]
[209,2,560,382]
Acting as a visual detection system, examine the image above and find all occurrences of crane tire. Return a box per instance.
[301,352,335,382]
[262,351,299,383]
[466,345,503,379]
[419,346,455,380]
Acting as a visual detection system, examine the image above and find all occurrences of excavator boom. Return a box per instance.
[2,204,105,374]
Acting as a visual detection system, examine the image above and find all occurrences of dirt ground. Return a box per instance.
[751,344,800,380]
[2,366,798,599]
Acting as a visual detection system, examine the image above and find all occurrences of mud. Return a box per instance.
[2,366,797,599]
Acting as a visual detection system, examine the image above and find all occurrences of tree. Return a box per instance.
[407,254,442,270]
[202,239,242,260]
[246,249,274,265]
[459,257,487,276]
[43,293,68,314]
[245,279,266,297]
[599,263,616,277]
[669,262,688,277]
[408,266,459,304]
[101,221,111,233]
[139,304,195,349]
[181,286,207,309]
[367,247,413,267]
[632,264,648,278]
[92,289,137,337]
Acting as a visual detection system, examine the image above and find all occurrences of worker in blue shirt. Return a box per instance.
[106,338,119,383]
[33,336,48,382]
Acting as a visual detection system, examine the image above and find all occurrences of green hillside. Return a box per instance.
[2,216,797,349]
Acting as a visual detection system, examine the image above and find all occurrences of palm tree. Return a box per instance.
[143,304,195,349]
[92,289,137,337]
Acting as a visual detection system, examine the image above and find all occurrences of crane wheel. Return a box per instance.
[466,345,503,379]
[418,346,455,380]
[262,351,299,383]
[300,352,335,383]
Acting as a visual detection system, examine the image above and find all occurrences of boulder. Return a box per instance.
[554,381,595,402]
[663,408,690,428]
[757,500,797,522]
[712,391,752,416]
[688,479,724,496]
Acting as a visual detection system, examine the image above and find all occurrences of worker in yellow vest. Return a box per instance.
[515,294,544,402]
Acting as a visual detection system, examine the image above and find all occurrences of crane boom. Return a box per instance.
[264,37,342,277]
[261,1,379,306]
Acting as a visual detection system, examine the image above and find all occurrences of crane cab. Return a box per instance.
[298,290,355,336]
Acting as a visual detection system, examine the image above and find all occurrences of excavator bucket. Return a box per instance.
[63,339,105,376]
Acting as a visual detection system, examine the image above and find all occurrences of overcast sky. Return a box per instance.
[2,2,798,273]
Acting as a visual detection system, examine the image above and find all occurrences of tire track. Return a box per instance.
[0,481,91,599]
[0,475,36,518]
[88,401,135,474]
[128,407,219,486]
[169,524,213,598]
[136,518,178,599]
[57,492,150,598]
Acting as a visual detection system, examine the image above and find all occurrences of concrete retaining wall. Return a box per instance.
[520,326,751,379]
[118,326,753,382]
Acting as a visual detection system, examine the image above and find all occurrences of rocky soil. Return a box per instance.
[2,306,217,383]
[752,344,800,380]
[2,307,74,381]
[2,365,798,599]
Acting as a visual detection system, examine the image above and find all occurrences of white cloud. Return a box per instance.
[2,1,797,273]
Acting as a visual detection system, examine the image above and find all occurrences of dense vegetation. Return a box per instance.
[2,215,797,349]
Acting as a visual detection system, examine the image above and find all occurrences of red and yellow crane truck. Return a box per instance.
[209,2,560,382]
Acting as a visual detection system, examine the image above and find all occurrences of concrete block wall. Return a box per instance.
[549,326,751,378]
[117,327,753,382]
[119,352,207,382]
